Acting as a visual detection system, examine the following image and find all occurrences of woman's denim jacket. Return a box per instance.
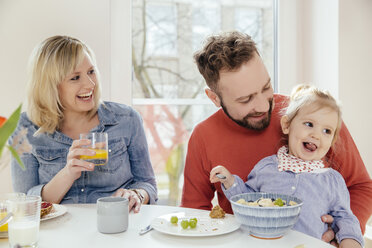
[10,102,157,204]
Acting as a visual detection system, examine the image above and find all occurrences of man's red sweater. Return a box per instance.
[181,94,372,233]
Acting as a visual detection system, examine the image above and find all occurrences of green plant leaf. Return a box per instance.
[0,104,22,157]
[7,145,26,170]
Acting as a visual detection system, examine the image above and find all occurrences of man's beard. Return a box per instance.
[220,98,273,131]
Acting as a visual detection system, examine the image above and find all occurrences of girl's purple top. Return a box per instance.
[223,155,363,246]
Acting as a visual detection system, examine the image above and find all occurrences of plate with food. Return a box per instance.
[150,206,240,237]
[41,202,67,221]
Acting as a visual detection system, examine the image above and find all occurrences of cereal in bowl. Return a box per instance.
[236,197,297,207]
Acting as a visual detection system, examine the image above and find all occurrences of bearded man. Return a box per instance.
[180,31,372,245]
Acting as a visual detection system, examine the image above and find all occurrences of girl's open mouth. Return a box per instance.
[303,142,317,152]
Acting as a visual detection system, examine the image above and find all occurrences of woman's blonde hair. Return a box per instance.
[284,84,342,145]
[27,35,101,135]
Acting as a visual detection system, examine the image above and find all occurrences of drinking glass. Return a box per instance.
[79,132,109,166]
[0,192,26,234]
[7,195,41,248]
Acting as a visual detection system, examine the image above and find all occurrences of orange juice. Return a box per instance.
[80,148,108,166]
[0,211,8,232]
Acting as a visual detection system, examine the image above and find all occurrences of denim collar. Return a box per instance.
[50,102,119,145]
[97,102,120,126]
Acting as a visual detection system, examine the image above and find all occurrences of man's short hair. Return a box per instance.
[193,31,258,91]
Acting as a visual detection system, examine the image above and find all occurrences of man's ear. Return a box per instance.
[280,115,290,134]
[205,88,221,107]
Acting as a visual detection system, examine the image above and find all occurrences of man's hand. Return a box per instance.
[321,215,339,247]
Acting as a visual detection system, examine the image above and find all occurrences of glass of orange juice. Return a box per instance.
[79,132,109,166]
[0,204,8,233]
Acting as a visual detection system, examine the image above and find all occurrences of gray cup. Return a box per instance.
[97,197,129,234]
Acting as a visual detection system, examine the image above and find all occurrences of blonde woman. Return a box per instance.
[10,36,157,212]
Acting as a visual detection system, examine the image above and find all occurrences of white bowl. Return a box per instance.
[230,192,303,239]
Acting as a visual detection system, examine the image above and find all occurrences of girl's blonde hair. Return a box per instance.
[284,84,342,145]
[27,35,101,135]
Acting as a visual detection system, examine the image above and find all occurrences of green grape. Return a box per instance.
[170,216,178,224]
[274,198,284,207]
[190,217,197,224]
[180,220,189,229]
[189,219,197,228]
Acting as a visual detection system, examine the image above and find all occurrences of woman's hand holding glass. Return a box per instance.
[79,133,108,166]
[64,139,95,181]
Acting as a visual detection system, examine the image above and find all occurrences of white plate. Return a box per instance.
[41,204,67,221]
[151,211,240,237]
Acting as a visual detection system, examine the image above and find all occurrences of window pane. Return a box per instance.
[146,4,177,56]
[133,103,216,205]
[235,8,262,48]
[132,0,275,205]
[192,3,220,51]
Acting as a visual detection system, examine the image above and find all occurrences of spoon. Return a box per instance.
[216,174,226,180]
[139,225,153,235]
[0,212,13,227]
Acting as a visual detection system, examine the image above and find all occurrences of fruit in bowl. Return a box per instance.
[40,202,53,218]
[230,192,303,239]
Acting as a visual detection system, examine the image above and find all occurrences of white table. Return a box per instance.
[0,204,332,248]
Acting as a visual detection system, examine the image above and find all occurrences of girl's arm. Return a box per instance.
[329,170,364,247]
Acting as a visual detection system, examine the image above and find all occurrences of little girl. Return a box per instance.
[210,85,363,248]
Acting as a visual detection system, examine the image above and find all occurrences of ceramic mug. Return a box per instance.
[97,197,129,234]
